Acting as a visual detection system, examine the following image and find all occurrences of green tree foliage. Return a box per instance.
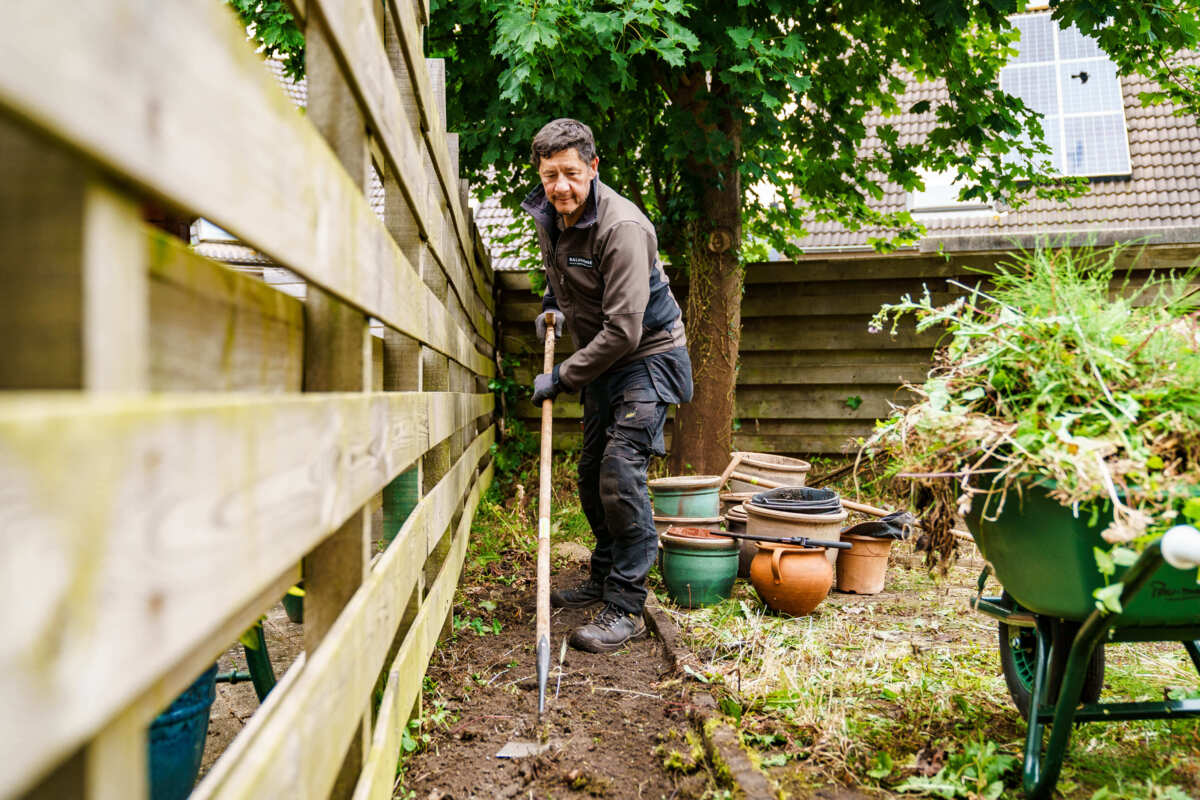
[428,0,1200,256]
[226,0,305,82]
[428,0,1200,469]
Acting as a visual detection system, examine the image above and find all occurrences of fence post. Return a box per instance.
[0,117,151,799]
[302,12,373,799]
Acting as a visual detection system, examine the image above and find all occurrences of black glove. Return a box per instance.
[532,371,559,404]
[535,309,565,341]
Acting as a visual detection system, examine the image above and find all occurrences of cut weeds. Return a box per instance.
[865,244,1200,583]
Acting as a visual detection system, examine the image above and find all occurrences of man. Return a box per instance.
[522,118,692,653]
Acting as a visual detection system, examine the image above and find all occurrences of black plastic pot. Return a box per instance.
[749,486,842,515]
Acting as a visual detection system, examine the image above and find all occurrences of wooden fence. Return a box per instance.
[498,243,1200,454]
[0,1,496,798]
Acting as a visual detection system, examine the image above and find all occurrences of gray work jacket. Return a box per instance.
[521,177,687,392]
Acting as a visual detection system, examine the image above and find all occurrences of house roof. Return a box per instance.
[795,62,1200,253]
[472,197,528,271]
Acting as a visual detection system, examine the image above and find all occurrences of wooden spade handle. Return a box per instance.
[535,313,555,715]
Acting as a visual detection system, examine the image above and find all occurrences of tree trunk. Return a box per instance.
[669,158,742,476]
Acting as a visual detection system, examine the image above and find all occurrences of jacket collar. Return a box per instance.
[521,176,601,232]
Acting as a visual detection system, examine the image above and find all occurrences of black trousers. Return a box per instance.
[577,361,668,615]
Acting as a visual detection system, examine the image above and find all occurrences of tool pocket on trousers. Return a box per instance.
[608,399,667,457]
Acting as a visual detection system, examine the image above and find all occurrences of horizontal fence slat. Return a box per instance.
[194,428,493,799]
[0,1,491,378]
[0,391,490,797]
[147,228,304,392]
[310,0,495,343]
[382,0,495,315]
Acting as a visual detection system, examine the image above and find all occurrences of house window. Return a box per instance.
[908,169,997,217]
[1001,12,1131,177]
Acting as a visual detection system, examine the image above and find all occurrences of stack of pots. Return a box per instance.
[727,452,812,494]
[745,487,847,616]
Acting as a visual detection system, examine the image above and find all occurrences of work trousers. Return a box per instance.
[578,361,668,615]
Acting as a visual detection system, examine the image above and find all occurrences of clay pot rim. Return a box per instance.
[649,475,723,490]
[725,504,748,520]
[719,491,756,501]
[743,503,849,524]
[735,451,813,473]
[753,540,827,553]
[661,528,738,550]
[653,514,724,524]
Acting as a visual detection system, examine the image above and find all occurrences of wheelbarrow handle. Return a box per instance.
[1163,524,1200,569]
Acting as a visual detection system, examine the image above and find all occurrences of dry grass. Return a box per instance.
[657,541,1200,799]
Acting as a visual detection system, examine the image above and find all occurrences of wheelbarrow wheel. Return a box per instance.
[999,620,1104,720]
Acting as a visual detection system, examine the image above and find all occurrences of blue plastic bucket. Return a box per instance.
[148,663,217,800]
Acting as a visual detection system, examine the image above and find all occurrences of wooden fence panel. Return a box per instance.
[0,1,496,797]
[0,0,491,379]
[496,244,1198,454]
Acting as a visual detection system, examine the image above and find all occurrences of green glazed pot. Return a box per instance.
[661,530,739,608]
[649,475,722,518]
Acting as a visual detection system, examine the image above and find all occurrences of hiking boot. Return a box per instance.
[550,578,604,609]
[568,603,647,653]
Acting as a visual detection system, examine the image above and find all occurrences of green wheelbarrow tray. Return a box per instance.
[962,477,1200,799]
[965,478,1200,624]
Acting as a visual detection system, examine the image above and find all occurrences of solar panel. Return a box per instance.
[1000,13,1131,178]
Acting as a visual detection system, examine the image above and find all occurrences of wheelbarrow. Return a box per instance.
[964,478,1200,799]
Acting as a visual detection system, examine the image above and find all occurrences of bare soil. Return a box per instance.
[200,603,305,777]
[401,559,712,800]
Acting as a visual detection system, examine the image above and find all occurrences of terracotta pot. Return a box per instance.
[744,503,848,565]
[749,542,833,616]
[727,452,811,493]
[835,534,893,595]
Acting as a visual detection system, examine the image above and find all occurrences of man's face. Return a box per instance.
[538,148,599,225]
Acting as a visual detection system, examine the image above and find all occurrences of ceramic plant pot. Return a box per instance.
[749,542,833,616]
[727,452,812,493]
[744,503,848,565]
[835,535,894,594]
[649,475,722,518]
[723,504,754,578]
[660,527,739,608]
[148,664,218,800]
[719,491,756,516]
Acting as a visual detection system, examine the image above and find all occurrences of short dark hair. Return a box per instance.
[531,118,597,168]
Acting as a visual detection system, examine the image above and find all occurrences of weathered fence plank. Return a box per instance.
[147,230,304,392]
[0,392,490,797]
[0,0,490,379]
[191,428,493,799]
[352,462,493,800]
[0,121,148,391]
[382,0,493,313]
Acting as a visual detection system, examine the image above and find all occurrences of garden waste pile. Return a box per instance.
[865,245,1200,588]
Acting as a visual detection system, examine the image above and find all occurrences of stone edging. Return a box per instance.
[642,594,778,800]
